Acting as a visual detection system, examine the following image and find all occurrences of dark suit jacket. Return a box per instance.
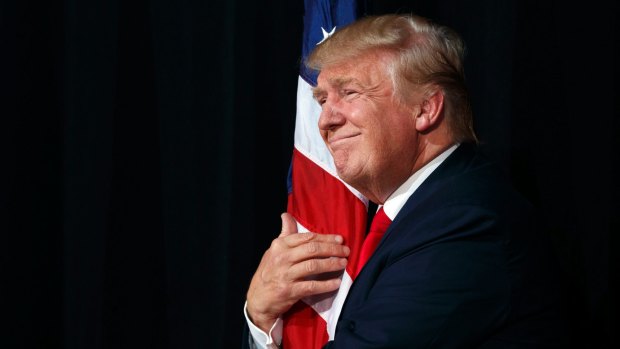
[245,143,567,348]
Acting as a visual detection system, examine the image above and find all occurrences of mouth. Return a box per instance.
[328,133,361,148]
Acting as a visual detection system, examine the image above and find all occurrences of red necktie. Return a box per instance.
[355,206,392,277]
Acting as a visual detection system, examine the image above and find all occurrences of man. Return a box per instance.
[244,14,565,348]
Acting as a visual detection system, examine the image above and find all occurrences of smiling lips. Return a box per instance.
[328,133,361,148]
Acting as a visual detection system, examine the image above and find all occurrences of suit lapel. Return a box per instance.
[379,143,478,248]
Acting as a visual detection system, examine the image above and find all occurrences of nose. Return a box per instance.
[318,99,346,132]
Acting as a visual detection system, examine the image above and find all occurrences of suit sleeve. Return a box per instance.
[324,204,518,349]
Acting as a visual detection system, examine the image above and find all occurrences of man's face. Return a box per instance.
[314,51,422,201]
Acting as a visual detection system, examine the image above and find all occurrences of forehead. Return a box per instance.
[316,50,394,88]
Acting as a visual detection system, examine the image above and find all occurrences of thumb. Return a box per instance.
[279,212,298,237]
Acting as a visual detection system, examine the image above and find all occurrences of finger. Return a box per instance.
[283,231,344,248]
[291,278,343,299]
[279,212,298,237]
[287,241,350,263]
[286,257,348,281]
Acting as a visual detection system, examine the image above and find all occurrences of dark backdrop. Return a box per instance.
[2,0,616,348]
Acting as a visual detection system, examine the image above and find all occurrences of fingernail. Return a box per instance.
[340,258,348,266]
[335,235,343,243]
[343,246,350,255]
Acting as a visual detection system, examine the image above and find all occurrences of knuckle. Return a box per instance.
[330,257,341,268]
[270,238,282,250]
[273,283,289,299]
[305,260,317,273]
[306,280,317,293]
[303,232,315,240]
[306,242,319,254]
[297,232,314,244]
[326,244,337,254]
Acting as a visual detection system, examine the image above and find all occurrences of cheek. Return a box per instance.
[348,98,387,130]
[346,105,368,125]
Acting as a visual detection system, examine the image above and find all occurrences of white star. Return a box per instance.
[317,26,336,45]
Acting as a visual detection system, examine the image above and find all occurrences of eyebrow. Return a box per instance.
[312,77,358,100]
[312,87,326,101]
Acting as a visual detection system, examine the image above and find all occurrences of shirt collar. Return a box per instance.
[381,144,459,220]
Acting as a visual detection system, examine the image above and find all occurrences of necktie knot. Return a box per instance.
[368,207,391,235]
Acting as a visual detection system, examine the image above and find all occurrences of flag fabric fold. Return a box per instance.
[283,1,367,348]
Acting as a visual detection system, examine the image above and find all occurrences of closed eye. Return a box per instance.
[341,89,359,100]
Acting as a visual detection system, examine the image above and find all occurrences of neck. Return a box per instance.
[367,139,454,204]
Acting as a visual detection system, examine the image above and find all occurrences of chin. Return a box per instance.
[335,167,354,184]
[333,155,366,186]
[336,167,364,189]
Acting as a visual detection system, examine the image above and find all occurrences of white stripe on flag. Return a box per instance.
[294,77,368,206]
[297,220,355,340]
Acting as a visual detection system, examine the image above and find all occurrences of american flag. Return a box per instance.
[282,0,367,348]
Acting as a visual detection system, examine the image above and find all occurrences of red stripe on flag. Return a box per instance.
[287,148,367,276]
[284,149,367,348]
[282,301,330,349]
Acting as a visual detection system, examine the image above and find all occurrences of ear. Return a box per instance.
[415,90,444,132]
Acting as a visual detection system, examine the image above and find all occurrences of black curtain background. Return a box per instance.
[2,0,616,348]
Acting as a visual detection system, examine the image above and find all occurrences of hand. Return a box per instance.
[246,213,350,332]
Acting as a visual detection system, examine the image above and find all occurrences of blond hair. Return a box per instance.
[307,14,477,143]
